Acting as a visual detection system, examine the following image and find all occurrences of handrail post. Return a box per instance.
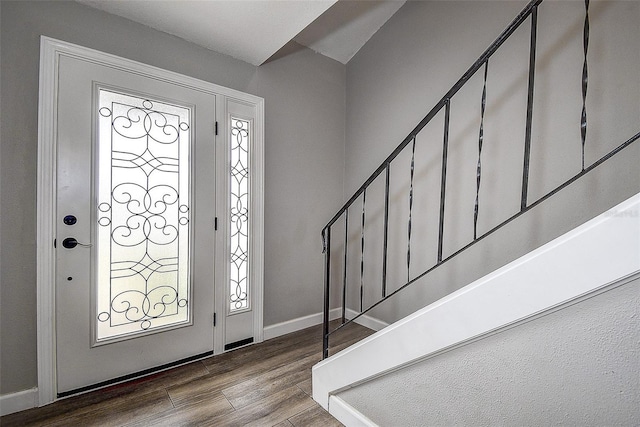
[342,210,348,323]
[322,227,331,359]
[360,190,366,313]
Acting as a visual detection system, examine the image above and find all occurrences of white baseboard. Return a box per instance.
[263,308,342,340]
[0,387,39,416]
[329,395,379,427]
[346,309,389,332]
[263,308,388,341]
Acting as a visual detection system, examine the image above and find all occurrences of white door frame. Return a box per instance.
[37,36,264,405]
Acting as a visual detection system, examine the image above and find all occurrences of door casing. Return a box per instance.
[37,36,264,405]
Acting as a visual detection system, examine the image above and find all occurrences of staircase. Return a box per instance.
[313,0,640,424]
[314,193,640,424]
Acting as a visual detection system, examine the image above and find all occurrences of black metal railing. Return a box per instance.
[321,0,639,358]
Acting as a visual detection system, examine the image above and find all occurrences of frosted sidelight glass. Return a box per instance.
[229,118,250,312]
[95,89,192,342]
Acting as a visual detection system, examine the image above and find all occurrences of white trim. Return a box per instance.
[262,308,387,341]
[313,193,640,410]
[0,388,39,416]
[345,309,388,332]
[263,308,342,340]
[328,395,379,427]
[252,99,265,345]
[213,95,228,355]
[37,36,59,408]
[37,36,264,405]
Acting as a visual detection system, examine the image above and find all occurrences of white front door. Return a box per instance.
[55,55,218,395]
[39,39,264,401]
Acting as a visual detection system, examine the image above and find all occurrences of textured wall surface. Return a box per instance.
[0,0,345,394]
[338,277,640,426]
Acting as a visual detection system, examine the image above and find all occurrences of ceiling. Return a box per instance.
[76,0,406,66]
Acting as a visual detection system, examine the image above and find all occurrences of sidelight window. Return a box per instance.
[229,117,250,312]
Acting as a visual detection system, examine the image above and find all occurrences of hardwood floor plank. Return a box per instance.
[0,389,173,427]
[203,324,323,374]
[168,337,321,407]
[204,335,320,375]
[297,379,313,396]
[221,352,319,409]
[328,322,375,351]
[288,404,344,427]
[224,367,311,409]
[47,390,174,427]
[204,385,316,427]
[81,360,211,404]
[123,393,235,427]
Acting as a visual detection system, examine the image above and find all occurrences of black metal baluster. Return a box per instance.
[474,61,489,240]
[322,227,331,359]
[521,6,538,211]
[438,100,451,263]
[342,210,348,324]
[360,189,366,313]
[382,163,390,298]
[581,0,590,171]
[407,136,417,282]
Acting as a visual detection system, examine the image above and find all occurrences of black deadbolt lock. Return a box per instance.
[63,215,77,226]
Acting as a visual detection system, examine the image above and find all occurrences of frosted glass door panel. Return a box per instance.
[229,118,250,312]
[96,89,192,342]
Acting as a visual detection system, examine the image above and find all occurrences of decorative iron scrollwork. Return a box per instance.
[474,60,488,240]
[230,118,250,311]
[96,90,191,339]
[580,0,589,171]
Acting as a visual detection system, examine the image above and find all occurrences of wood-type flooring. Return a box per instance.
[1,322,373,427]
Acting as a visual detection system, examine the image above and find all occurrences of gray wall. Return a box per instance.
[338,277,640,426]
[0,1,345,395]
[254,45,346,323]
[336,0,640,324]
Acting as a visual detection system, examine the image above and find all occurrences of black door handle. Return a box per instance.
[62,238,92,249]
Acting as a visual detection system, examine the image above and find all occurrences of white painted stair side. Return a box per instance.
[312,193,640,416]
